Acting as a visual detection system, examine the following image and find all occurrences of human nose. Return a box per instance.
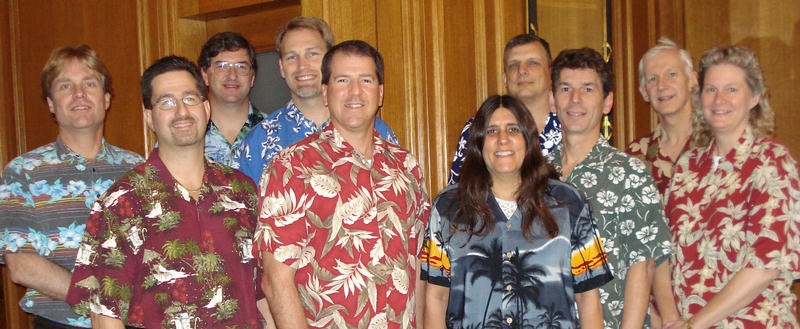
[497,129,509,143]
[570,89,580,103]
[347,80,362,95]
[297,55,309,69]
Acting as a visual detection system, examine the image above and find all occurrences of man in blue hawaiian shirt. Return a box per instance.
[546,47,671,329]
[0,45,143,328]
[233,17,397,185]
[448,33,562,185]
[199,32,265,166]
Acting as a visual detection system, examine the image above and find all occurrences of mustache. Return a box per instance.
[170,115,195,126]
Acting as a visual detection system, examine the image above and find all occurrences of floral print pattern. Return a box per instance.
[257,124,429,329]
[66,149,262,328]
[204,103,264,166]
[625,124,693,195]
[547,137,672,329]
[666,127,800,328]
[0,138,142,327]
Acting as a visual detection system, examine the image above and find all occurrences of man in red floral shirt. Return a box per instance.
[67,56,267,328]
[257,40,430,329]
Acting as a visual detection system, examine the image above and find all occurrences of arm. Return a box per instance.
[261,251,309,329]
[424,283,449,329]
[415,261,426,328]
[575,288,603,329]
[4,253,71,300]
[91,313,125,329]
[257,298,277,329]
[665,268,779,329]
[653,260,680,326]
[620,259,654,329]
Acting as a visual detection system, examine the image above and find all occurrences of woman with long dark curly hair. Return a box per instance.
[421,94,612,329]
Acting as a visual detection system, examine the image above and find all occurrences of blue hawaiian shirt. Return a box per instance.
[204,103,265,166]
[448,112,561,185]
[232,101,399,185]
[0,137,142,327]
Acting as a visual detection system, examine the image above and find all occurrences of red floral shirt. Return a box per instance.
[257,125,430,329]
[666,128,800,328]
[67,149,262,328]
[626,125,692,195]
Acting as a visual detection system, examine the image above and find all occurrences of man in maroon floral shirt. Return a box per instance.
[66,56,266,328]
[257,40,430,329]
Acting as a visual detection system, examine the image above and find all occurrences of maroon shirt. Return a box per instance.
[67,149,262,328]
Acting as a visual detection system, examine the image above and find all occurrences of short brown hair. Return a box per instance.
[40,45,112,102]
[275,16,334,57]
[551,47,614,98]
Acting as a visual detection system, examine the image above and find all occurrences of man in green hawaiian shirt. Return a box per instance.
[546,47,672,329]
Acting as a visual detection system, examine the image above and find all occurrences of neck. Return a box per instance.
[209,97,250,143]
[561,130,598,178]
[713,126,746,157]
[521,95,550,132]
[658,105,693,143]
[335,124,375,160]
[158,144,206,197]
[491,176,520,201]
[58,128,104,160]
[292,94,328,126]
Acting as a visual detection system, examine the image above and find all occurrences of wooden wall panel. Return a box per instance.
[12,0,146,156]
[0,0,19,167]
[684,0,800,160]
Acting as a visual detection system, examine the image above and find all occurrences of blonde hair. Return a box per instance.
[40,45,112,102]
[692,46,774,147]
[275,16,334,57]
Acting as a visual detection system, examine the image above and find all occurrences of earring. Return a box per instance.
[602,114,612,140]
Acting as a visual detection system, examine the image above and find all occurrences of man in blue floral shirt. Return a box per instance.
[233,17,397,185]
[199,32,265,166]
[448,33,562,185]
[0,46,143,328]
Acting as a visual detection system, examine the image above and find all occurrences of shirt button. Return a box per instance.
[506,223,512,229]
[506,252,513,258]
[505,284,512,291]
[506,317,513,324]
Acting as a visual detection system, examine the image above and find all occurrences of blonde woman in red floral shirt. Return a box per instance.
[661,46,800,329]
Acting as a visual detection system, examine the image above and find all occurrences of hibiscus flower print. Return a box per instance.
[580,172,597,188]
[58,222,85,249]
[641,185,659,204]
[596,190,618,207]
[608,167,625,184]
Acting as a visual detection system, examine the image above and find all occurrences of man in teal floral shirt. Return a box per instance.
[546,48,671,329]
[0,46,143,328]
[67,56,267,328]
[199,32,265,166]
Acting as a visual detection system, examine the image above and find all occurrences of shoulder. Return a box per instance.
[604,146,648,173]
[105,144,145,165]
[625,133,655,155]
[269,132,324,167]
[748,137,799,176]
[2,142,58,177]
[547,179,585,203]
[207,161,258,190]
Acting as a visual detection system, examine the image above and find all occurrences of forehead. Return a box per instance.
[644,49,684,73]
[329,53,377,76]
[210,48,249,62]
[283,28,326,50]
[54,59,99,81]
[704,62,747,84]
[505,42,547,62]
[151,70,201,97]
[488,107,518,124]
[557,67,601,84]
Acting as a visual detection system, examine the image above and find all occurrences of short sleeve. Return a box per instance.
[66,186,140,320]
[447,118,473,186]
[374,117,399,145]
[570,195,614,293]
[419,192,452,288]
[745,148,800,274]
[0,164,35,262]
[619,158,672,268]
[232,130,264,185]
[255,157,310,269]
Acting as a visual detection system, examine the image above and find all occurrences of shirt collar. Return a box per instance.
[55,136,114,162]
[207,102,264,132]
[701,125,755,168]
[322,124,388,168]
[146,147,214,202]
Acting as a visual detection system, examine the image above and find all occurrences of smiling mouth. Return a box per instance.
[495,150,515,156]
[658,95,675,102]
[344,103,364,109]
[710,109,732,115]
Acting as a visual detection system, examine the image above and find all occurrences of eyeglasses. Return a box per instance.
[211,61,252,76]
[155,94,205,111]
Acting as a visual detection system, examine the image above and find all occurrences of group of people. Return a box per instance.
[0,14,797,329]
